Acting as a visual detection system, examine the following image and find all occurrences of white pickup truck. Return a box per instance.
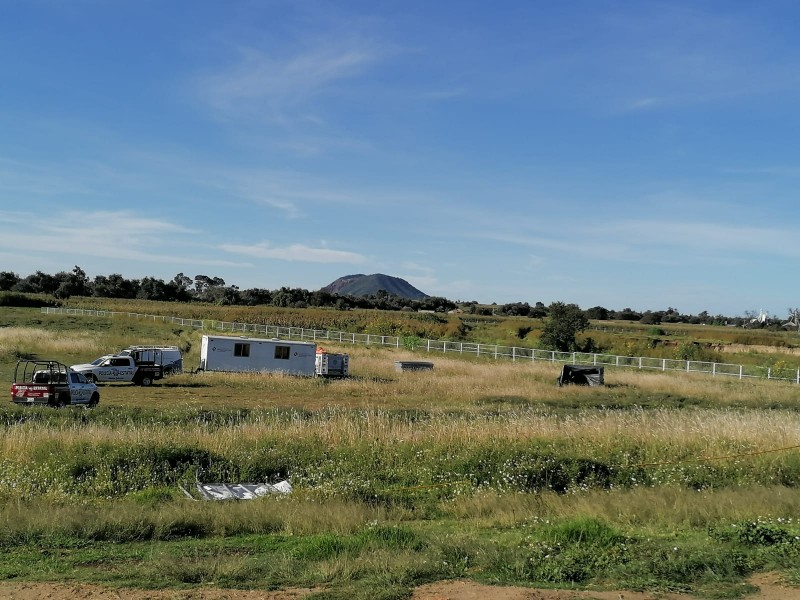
[71,355,164,386]
[11,360,99,407]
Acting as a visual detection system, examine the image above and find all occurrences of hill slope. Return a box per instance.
[322,274,428,300]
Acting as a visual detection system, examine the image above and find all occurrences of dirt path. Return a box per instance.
[0,574,796,600]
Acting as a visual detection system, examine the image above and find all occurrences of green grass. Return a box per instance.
[1,498,798,598]
[2,305,800,597]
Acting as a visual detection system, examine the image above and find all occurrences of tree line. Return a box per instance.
[473,301,758,327]
[0,267,457,313]
[0,266,782,330]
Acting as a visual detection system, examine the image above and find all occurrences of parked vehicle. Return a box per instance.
[11,360,99,407]
[71,345,181,386]
[315,349,350,378]
[117,346,183,374]
[199,335,317,376]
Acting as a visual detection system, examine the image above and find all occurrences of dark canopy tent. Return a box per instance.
[557,365,605,386]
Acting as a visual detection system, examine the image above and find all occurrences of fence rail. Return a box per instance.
[40,307,800,384]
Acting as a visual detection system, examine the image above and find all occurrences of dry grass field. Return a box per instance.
[1,306,800,599]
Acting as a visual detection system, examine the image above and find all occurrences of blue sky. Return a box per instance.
[1,0,799,317]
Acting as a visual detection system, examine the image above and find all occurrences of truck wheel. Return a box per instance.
[89,392,99,408]
[140,376,153,386]
[55,393,69,408]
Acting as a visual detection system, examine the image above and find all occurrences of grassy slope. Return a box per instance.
[1,306,800,599]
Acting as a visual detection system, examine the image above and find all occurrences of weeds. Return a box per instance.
[2,306,800,596]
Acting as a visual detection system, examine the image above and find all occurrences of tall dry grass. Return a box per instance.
[3,342,800,460]
[2,404,798,460]
[0,326,106,360]
[445,485,800,529]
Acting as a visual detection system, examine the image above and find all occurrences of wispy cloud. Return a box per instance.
[721,165,800,177]
[208,167,367,219]
[571,5,800,112]
[469,229,632,260]
[0,210,242,268]
[197,39,382,122]
[465,215,800,266]
[0,157,98,197]
[221,241,366,264]
[610,219,800,258]
[624,96,669,111]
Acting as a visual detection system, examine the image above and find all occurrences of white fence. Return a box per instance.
[40,307,800,384]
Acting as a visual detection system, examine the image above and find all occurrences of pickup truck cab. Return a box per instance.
[11,360,99,407]
[71,355,163,386]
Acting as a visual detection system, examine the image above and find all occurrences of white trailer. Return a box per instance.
[199,335,317,376]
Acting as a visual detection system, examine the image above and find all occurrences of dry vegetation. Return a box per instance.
[2,306,800,599]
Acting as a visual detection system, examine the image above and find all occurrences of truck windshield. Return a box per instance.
[90,356,111,366]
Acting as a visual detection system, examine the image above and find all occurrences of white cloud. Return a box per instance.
[461,213,800,270]
[221,241,366,264]
[609,219,800,258]
[197,39,381,122]
[210,167,367,219]
[0,210,243,269]
[0,158,93,196]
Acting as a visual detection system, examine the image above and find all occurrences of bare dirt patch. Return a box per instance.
[1,575,797,600]
[409,575,798,600]
[717,343,800,356]
[0,582,316,600]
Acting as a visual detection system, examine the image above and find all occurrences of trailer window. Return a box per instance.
[234,343,250,357]
[274,345,290,360]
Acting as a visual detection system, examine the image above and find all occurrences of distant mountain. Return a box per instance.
[322,274,429,300]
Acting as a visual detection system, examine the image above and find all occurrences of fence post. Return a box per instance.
[44,306,785,385]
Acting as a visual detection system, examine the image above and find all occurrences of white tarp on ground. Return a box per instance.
[180,480,292,500]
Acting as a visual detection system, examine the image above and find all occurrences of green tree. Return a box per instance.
[13,270,60,294]
[539,301,589,352]
[585,305,609,320]
[0,271,20,291]
[137,277,169,301]
[92,273,138,298]
[54,265,90,299]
